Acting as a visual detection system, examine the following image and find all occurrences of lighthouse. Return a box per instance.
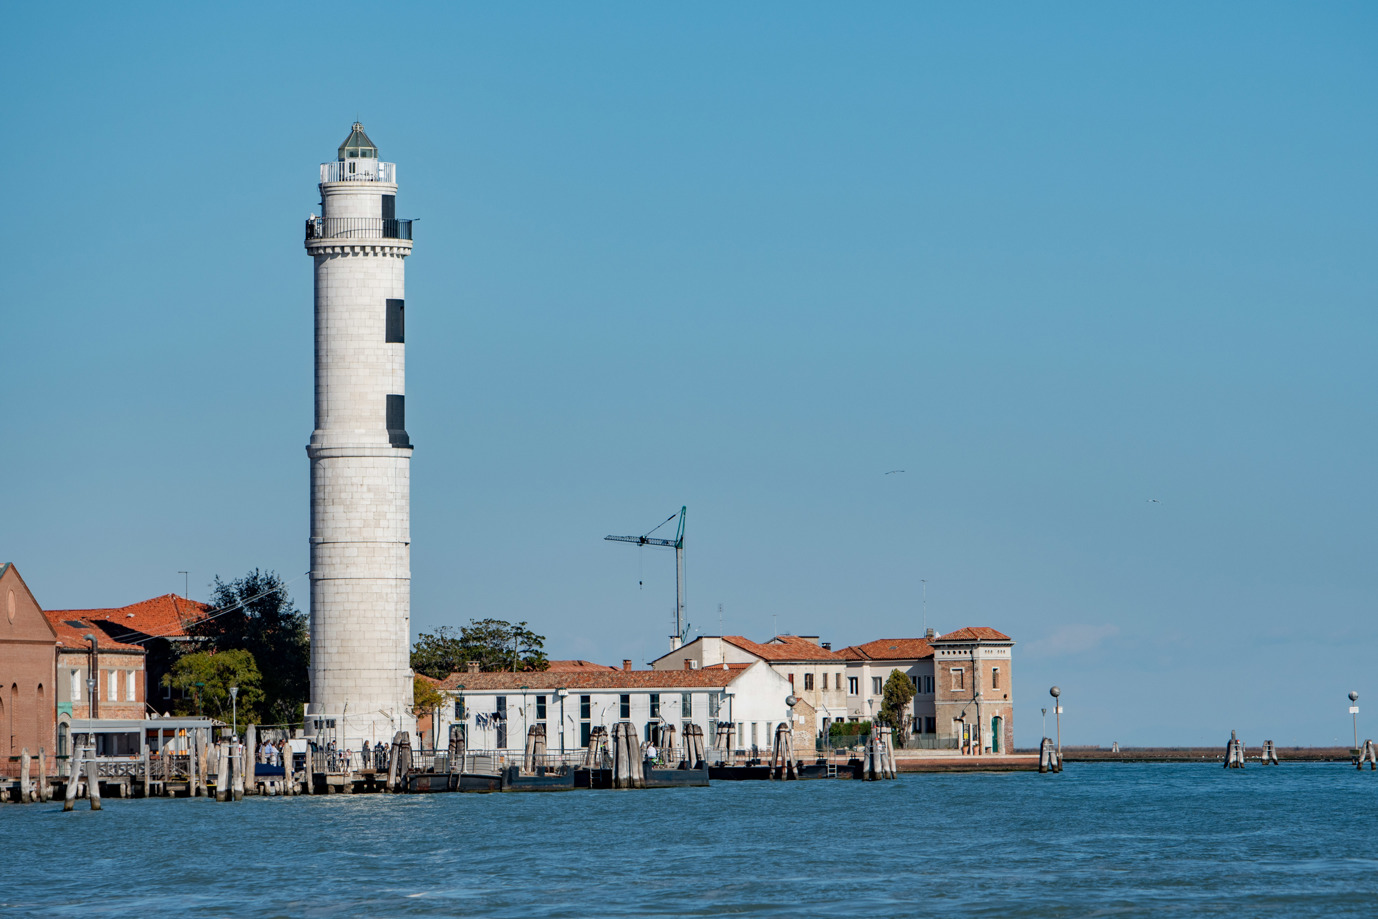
[304,123,415,746]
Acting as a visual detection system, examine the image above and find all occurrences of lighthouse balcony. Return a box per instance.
[320,160,396,183]
[306,217,414,241]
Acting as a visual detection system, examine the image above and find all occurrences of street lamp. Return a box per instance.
[557,689,569,759]
[1050,686,1062,760]
[1349,691,1360,752]
[1041,707,1047,738]
[229,685,239,735]
[85,677,97,720]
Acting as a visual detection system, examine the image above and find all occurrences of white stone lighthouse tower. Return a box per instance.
[304,123,415,746]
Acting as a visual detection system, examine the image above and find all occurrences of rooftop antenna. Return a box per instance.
[921,579,927,633]
[178,571,189,604]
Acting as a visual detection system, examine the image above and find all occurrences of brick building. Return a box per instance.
[837,637,937,737]
[43,610,147,756]
[931,627,1014,754]
[47,594,210,715]
[0,563,58,770]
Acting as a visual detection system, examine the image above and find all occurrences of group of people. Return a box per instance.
[254,740,291,767]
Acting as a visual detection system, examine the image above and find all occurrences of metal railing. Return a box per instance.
[319,161,396,183]
[305,217,413,242]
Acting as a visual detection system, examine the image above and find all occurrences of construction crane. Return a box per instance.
[606,506,688,651]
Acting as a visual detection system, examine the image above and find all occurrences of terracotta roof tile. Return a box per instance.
[835,638,935,661]
[42,610,144,653]
[930,626,1012,643]
[545,659,620,672]
[49,594,212,644]
[722,635,846,662]
[436,667,749,692]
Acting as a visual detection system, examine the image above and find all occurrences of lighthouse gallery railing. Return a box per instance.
[305,217,413,241]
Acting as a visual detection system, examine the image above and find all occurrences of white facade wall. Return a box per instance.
[435,663,794,758]
[845,659,936,728]
[305,146,414,747]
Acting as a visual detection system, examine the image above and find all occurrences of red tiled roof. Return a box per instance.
[42,610,144,653]
[723,635,846,662]
[49,594,213,644]
[931,627,1012,643]
[435,667,749,692]
[836,638,935,661]
[545,659,620,672]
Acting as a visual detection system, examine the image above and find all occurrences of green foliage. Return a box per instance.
[829,721,872,739]
[412,676,444,717]
[411,619,548,678]
[879,669,917,732]
[163,649,264,725]
[194,569,308,725]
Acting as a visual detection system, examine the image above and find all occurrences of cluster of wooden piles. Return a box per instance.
[709,724,898,781]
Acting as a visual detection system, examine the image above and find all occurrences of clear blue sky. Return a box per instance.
[3,3,1375,746]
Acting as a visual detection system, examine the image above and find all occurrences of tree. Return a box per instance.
[163,649,264,725]
[194,569,309,725]
[879,669,917,740]
[411,619,548,678]
[412,675,444,718]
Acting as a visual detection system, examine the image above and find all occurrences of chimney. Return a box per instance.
[623,659,632,672]
[820,642,831,651]
[684,659,693,670]
[925,628,935,639]
[466,660,480,674]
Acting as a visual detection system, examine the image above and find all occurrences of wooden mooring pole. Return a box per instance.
[63,746,83,811]
[86,753,102,811]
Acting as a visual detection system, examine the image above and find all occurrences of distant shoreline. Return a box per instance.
[1015,746,1358,763]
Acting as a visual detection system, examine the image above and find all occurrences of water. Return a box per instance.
[5,764,1376,917]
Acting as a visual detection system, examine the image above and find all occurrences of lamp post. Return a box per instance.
[1349,691,1360,752]
[84,634,99,719]
[1041,707,1047,739]
[1050,686,1062,760]
[85,677,97,721]
[557,689,569,759]
[229,685,239,736]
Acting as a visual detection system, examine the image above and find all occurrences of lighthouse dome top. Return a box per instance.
[338,122,378,161]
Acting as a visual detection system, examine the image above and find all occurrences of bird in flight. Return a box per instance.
[884,469,905,475]
[1146,498,1162,504]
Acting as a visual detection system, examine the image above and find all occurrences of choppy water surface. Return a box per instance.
[5,763,1377,917]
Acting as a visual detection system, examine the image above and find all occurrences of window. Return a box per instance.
[454,698,466,720]
[926,676,934,694]
[536,695,547,721]
[386,394,410,447]
[382,194,396,220]
[619,694,630,719]
[580,722,591,747]
[848,677,858,695]
[926,716,935,734]
[836,672,842,691]
[821,673,828,691]
[126,671,136,702]
[71,670,81,702]
[108,670,117,701]
[649,693,660,719]
[804,673,814,691]
[952,668,965,691]
[872,677,883,695]
[386,299,405,343]
[992,667,1001,690]
[580,694,591,720]
[708,693,720,719]
[736,722,743,747]
[496,696,507,748]
[681,692,692,717]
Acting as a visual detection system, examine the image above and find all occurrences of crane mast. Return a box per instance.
[605,506,687,651]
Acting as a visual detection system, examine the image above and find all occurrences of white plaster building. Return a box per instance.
[838,637,937,736]
[432,661,794,759]
[651,634,849,742]
[304,123,416,746]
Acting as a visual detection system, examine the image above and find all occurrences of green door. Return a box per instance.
[991,716,1002,753]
